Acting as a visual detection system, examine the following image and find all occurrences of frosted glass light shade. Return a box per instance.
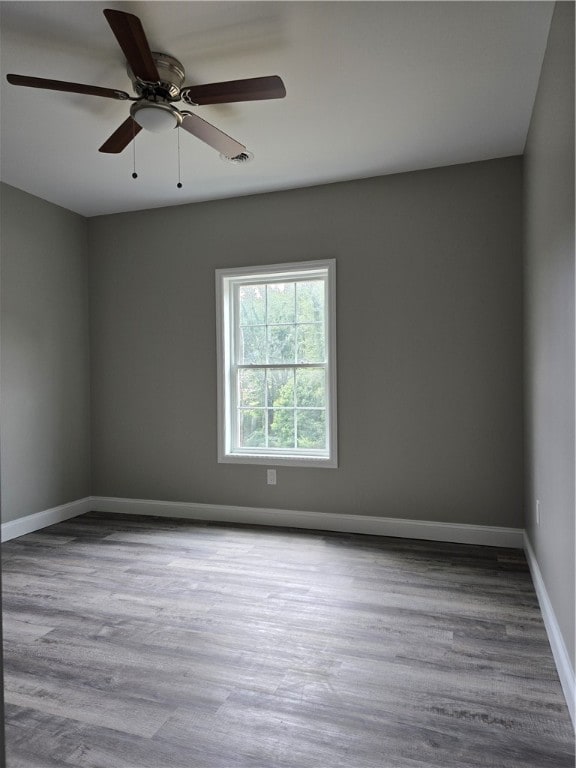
[133,106,178,132]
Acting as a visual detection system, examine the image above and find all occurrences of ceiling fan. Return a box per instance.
[6,8,286,159]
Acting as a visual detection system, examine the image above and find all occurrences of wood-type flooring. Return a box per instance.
[2,511,574,767]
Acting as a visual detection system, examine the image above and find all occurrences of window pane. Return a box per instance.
[267,368,294,408]
[267,283,295,325]
[239,284,265,326]
[239,369,265,407]
[268,325,296,364]
[268,408,295,448]
[295,368,325,408]
[296,280,324,323]
[240,326,266,364]
[296,323,325,363]
[239,409,265,447]
[296,409,326,449]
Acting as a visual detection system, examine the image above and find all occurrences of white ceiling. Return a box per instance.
[0,1,553,218]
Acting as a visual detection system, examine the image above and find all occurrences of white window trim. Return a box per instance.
[216,259,338,468]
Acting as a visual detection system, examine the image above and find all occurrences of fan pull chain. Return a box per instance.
[131,122,138,179]
[177,128,183,189]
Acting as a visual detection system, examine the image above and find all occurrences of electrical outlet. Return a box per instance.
[267,469,277,485]
[536,499,540,526]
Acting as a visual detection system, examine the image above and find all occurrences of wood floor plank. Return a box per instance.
[2,511,574,767]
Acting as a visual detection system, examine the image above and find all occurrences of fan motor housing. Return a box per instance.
[128,52,185,101]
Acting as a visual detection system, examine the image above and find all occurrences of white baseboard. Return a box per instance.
[89,495,524,548]
[524,532,575,729]
[1,497,92,542]
[1,495,524,548]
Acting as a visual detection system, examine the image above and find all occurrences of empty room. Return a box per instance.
[0,1,574,766]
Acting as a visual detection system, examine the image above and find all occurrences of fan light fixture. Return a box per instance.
[131,103,181,132]
[6,8,286,158]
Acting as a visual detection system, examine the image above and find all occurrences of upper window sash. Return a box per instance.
[231,276,328,369]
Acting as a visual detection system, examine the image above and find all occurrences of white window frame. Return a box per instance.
[216,259,337,468]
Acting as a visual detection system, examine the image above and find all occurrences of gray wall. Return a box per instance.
[89,157,524,527]
[523,2,575,667]
[0,183,91,523]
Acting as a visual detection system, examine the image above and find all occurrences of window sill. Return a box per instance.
[218,453,338,469]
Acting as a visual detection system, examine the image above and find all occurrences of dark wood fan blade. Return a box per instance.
[6,74,130,100]
[181,113,245,157]
[181,75,286,106]
[99,117,142,154]
[103,9,159,83]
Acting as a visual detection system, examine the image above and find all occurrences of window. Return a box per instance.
[216,259,337,467]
